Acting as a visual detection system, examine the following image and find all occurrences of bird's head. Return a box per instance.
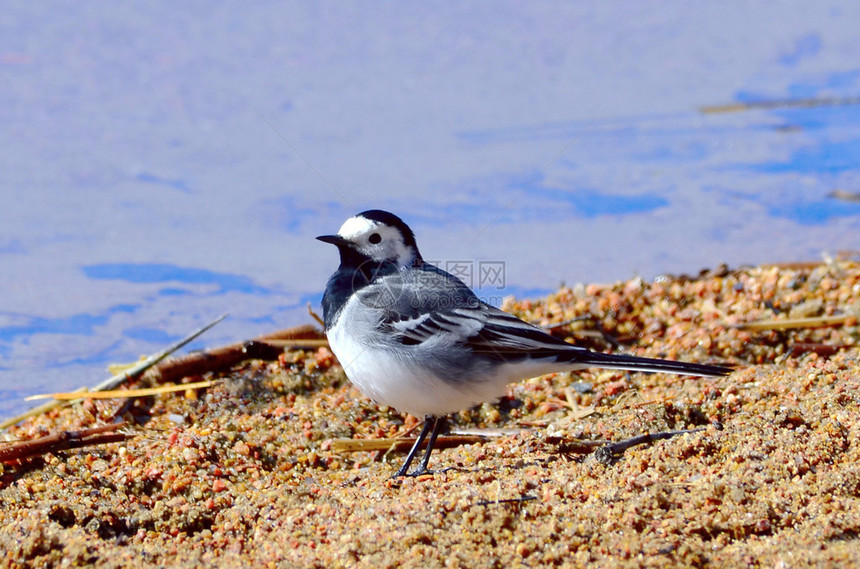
[317,209,422,268]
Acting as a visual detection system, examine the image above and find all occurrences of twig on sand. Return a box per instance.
[594,426,715,465]
[328,434,491,454]
[142,324,326,384]
[25,379,221,402]
[734,313,854,331]
[0,423,128,463]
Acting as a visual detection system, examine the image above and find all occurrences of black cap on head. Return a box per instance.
[358,209,419,252]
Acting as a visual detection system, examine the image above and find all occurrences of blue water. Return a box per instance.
[2,2,859,418]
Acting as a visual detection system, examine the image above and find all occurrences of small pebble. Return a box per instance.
[167,413,187,425]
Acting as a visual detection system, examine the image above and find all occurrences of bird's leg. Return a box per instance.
[392,415,435,478]
[407,415,446,477]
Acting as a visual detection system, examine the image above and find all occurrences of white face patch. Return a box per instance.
[337,215,416,266]
[337,216,377,241]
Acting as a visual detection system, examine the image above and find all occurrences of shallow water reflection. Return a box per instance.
[1,3,859,417]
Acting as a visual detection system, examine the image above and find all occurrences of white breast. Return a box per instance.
[326,298,511,417]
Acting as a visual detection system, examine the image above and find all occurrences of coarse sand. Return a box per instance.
[1,261,859,568]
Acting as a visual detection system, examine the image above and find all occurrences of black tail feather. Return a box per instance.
[569,350,732,377]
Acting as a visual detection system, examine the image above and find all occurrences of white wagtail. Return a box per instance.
[318,210,731,477]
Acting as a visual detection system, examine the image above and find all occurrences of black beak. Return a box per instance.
[316,234,347,246]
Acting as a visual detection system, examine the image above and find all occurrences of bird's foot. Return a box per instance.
[390,465,435,479]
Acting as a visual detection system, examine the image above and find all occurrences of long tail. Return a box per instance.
[568,349,732,377]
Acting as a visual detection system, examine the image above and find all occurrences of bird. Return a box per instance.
[317,210,731,477]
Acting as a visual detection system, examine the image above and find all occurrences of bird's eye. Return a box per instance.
[368,233,382,244]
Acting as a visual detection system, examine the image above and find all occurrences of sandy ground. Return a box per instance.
[1,260,859,568]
